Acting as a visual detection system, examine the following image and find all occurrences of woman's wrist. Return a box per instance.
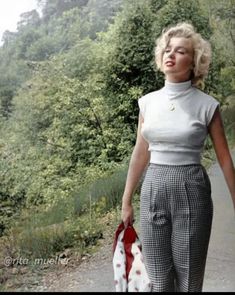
[122,197,132,207]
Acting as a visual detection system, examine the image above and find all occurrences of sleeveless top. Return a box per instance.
[138,80,219,165]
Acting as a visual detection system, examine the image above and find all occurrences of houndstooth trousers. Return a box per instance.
[140,164,213,292]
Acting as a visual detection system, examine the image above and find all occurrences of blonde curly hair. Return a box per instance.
[155,22,211,86]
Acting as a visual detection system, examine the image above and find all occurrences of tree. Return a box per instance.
[37,0,89,22]
[198,0,235,98]
[17,10,41,30]
[81,0,123,39]
[0,60,30,118]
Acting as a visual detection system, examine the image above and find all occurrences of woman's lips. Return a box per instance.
[165,61,175,66]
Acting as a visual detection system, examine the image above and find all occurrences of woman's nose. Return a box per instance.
[168,51,175,58]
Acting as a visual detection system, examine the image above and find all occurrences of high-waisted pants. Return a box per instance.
[140,164,213,292]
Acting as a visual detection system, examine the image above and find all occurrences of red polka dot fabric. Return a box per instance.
[112,222,151,292]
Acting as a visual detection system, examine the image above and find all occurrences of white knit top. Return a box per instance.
[138,80,219,165]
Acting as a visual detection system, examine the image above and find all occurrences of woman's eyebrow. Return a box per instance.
[165,45,187,51]
[174,46,187,51]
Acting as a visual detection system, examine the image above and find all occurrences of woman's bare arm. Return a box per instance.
[208,107,235,209]
[121,113,150,226]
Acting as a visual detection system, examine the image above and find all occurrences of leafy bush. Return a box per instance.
[2,208,103,261]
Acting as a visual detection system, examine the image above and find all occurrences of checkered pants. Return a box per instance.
[140,164,213,292]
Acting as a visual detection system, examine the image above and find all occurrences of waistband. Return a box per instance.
[150,151,201,166]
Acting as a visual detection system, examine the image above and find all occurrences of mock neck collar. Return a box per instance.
[164,80,192,93]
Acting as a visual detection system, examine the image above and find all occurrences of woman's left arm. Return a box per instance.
[208,107,235,210]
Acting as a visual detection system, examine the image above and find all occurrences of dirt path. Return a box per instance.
[203,149,235,292]
[7,150,235,292]
[34,235,115,292]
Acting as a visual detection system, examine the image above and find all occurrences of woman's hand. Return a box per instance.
[121,203,134,228]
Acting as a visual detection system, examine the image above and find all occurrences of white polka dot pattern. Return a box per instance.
[113,224,152,292]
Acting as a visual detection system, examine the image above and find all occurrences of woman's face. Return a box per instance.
[162,37,194,82]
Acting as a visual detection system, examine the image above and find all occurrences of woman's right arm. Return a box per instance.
[121,113,150,227]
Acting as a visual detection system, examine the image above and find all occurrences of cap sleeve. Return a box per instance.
[206,98,220,126]
[138,96,146,118]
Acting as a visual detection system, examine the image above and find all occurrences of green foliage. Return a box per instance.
[99,0,161,151]
[38,0,89,22]
[73,164,128,215]
[215,66,235,98]
[199,0,235,64]
[0,60,30,118]
[17,10,41,29]
[62,38,100,80]
[0,54,131,209]
[222,95,235,146]
[81,0,123,39]
[7,212,102,260]
[0,0,124,120]
[103,0,159,95]
[16,29,43,59]
[153,0,212,39]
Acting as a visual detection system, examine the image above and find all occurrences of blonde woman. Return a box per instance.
[121,22,235,292]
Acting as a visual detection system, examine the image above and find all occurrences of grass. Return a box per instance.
[73,164,128,216]
[0,164,129,274]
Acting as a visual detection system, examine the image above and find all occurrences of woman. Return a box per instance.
[121,22,235,292]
